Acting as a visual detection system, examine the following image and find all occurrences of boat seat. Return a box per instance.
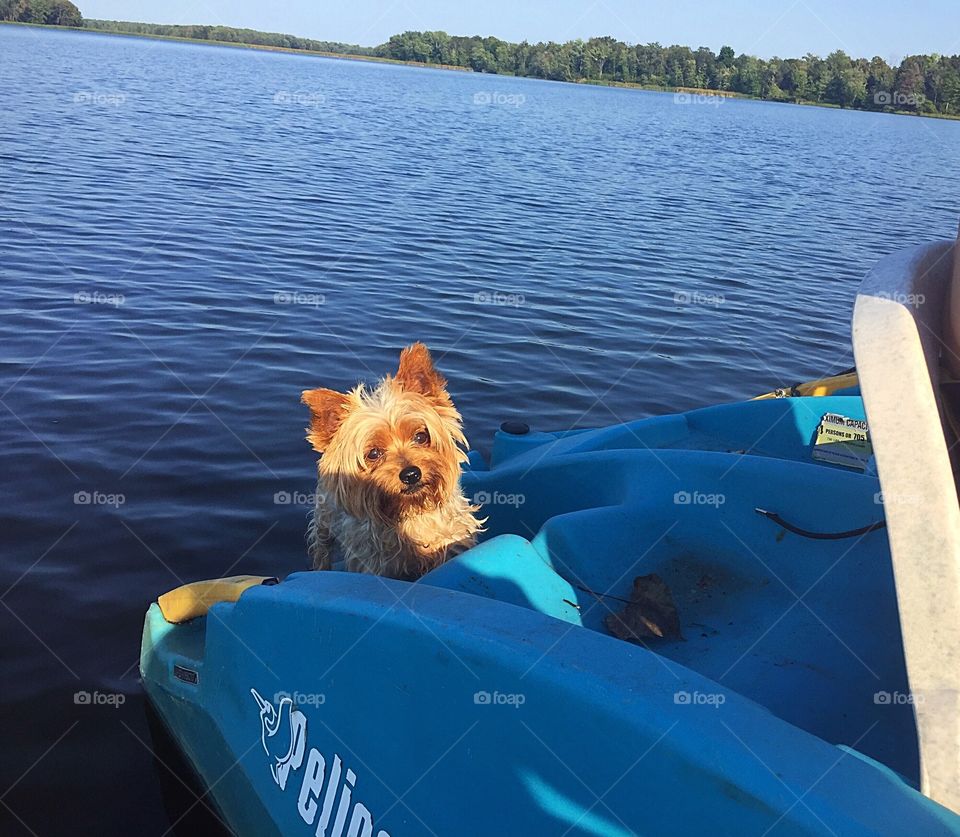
[853,221,960,811]
[157,575,278,623]
[420,534,582,625]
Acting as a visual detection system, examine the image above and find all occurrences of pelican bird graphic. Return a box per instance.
[251,688,306,789]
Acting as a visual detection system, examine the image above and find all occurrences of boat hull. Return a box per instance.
[142,395,960,835]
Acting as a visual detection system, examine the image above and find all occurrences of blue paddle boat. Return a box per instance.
[141,231,960,835]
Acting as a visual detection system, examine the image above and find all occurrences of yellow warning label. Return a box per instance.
[812,413,872,469]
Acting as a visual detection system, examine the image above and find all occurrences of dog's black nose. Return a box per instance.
[399,466,422,486]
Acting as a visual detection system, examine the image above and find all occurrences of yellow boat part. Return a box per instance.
[158,575,278,623]
[754,371,858,400]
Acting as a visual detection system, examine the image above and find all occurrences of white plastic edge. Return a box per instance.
[852,235,960,812]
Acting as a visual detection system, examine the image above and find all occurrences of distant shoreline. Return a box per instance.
[4,20,958,122]
[0,20,471,71]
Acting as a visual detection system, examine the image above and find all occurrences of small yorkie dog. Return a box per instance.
[302,343,483,579]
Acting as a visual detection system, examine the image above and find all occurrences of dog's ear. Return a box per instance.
[302,388,350,453]
[395,343,449,403]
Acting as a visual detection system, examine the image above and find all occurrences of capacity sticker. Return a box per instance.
[812,413,872,470]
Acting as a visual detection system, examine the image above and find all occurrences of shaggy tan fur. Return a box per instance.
[302,344,483,579]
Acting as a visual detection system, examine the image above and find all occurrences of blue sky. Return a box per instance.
[80,0,960,61]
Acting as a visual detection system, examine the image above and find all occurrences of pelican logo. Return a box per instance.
[251,688,392,837]
[252,688,307,790]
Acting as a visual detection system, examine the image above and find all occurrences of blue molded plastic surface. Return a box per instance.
[142,397,960,835]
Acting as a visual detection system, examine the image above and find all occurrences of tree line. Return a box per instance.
[0,0,82,26]
[80,18,372,57]
[378,31,960,116]
[4,4,959,118]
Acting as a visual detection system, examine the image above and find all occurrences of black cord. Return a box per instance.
[754,508,886,540]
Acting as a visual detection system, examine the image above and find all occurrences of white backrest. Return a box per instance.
[853,231,960,812]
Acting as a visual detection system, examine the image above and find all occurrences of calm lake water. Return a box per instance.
[2,21,959,835]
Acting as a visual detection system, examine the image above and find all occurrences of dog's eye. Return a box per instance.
[413,430,429,445]
[366,448,383,461]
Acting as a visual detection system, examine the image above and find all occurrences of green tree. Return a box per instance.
[840,66,867,106]
[865,56,894,108]
[585,35,618,80]
[895,57,927,110]
[565,39,586,80]
[694,47,717,88]
[6,0,82,25]
[613,43,635,82]
[469,44,495,73]
[0,0,27,19]
[940,58,960,114]
[717,45,736,68]
[803,54,828,101]
[663,45,696,87]
[824,50,851,104]
[512,40,532,76]
[778,58,809,101]
[634,42,665,86]
[732,54,762,96]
